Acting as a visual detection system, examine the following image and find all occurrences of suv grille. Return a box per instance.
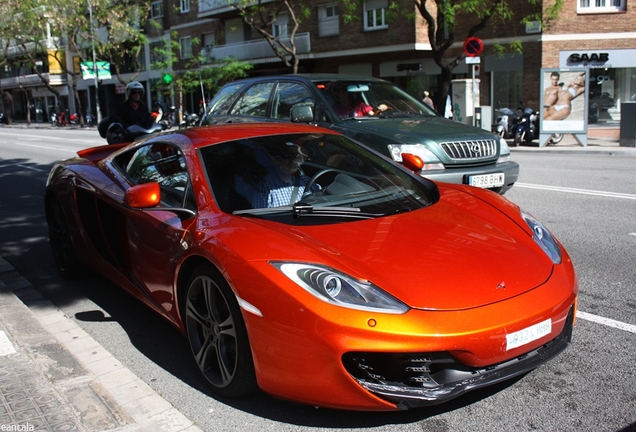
[440,139,497,160]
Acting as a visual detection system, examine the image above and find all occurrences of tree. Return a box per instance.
[230,0,310,74]
[411,0,563,112]
[149,31,253,121]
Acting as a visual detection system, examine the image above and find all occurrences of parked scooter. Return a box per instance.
[51,109,79,126]
[493,102,519,139]
[0,112,8,124]
[158,105,177,129]
[180,110,200,128]
[513,104,563,146]
[98,116,163,145]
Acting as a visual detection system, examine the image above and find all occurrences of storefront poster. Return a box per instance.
[540,68,588,134]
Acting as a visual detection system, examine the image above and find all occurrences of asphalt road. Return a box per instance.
[0,127,634,432]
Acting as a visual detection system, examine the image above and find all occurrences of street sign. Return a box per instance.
[463,37,484,57]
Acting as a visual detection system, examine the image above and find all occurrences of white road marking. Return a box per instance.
[0,330,17,356]
[515,182,636,200]
[16,163,45,172]
[578,311,636,334]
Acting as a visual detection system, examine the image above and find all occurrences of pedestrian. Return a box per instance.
[422,90,435,109]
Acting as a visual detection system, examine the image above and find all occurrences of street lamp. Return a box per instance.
[87,0,101,124]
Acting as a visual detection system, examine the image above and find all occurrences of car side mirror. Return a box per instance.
[290,103,314,123]
[401,153,424,173]
[125,182,160,208]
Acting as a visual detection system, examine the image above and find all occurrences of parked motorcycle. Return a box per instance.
[513,104,563,146]
[0,112,8,124]
[98,116,163,145]
[493,102,519,139]
[180,110,200,128]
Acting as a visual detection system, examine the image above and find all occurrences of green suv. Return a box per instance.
[200,74,519,194]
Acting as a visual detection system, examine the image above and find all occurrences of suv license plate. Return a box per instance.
[469,173,505,188]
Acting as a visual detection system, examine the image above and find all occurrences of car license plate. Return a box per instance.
[506,319,552,351]
[468,173,505,188]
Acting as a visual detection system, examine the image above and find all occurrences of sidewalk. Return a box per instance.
[0,257,201,432]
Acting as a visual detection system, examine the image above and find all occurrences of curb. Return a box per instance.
[0,257,202,432]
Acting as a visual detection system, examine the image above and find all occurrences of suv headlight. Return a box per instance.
[272,262,409,314]
[387,144,445,171]
[497,137,511,164]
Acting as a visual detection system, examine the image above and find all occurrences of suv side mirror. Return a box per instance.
[290,103,314,123]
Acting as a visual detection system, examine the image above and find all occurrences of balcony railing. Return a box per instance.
[204,33,311,62]
[0,73,66,88]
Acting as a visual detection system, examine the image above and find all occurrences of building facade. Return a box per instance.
[2,0,633,128]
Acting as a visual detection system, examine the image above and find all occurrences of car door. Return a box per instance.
[113,142,197,321]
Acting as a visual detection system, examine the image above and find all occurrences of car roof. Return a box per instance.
[177,123,342,151]
[227,73,390,85]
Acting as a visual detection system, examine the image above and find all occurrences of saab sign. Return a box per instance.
[568,52,609,64]
[560,49,636,68]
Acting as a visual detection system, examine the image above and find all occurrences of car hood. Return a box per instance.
[334,116,498,159]
[224,186,553,311]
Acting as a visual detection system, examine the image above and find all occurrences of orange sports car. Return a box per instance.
[44,123,577,411]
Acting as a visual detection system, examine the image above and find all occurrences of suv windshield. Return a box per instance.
[316,80,438,120]
[199,132,437,222]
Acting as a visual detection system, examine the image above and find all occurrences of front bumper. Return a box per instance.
[343,306,574,409]
[421,160,519,194]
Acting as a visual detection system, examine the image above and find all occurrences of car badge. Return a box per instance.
[470,143,482,156]
[496,281,506,290]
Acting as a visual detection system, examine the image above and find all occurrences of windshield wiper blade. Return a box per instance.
[292,202,379,219]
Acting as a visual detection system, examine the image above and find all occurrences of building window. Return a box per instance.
[180,0,190,13]
[149,41,167,69]
[150,1,163,18]
[318,4,339,37]
[273,14,289,38]
[578,0,625,13]
[364,0,387,31]
[180,36,192,59]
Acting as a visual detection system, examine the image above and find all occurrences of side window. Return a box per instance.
[230,82,274,117]
[116,143,195,210]
[272,82,314,120]
[206,83,245,116]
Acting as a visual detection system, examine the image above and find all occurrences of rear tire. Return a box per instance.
[184,264,257,398]
[45,197,83,279]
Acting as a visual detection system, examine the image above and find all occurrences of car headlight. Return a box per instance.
[271,262,409,314]
[497,137,511,164]
[387,144,445,171]
[521,211,562,264]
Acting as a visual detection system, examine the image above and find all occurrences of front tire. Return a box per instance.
[550,133,564,145]
[513,131,522,147]
[184,264,257,398]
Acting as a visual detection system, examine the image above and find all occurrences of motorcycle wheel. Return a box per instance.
[512,131,522,147]
[549,134,564,145]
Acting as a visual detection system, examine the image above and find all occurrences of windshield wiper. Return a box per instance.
[292,202,379,219]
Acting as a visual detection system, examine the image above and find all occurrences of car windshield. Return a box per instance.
[316,80,438,120]
[199,132,437,223]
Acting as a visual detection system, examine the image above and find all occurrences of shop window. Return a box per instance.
[578,0,625,13]
[364,0,388,31]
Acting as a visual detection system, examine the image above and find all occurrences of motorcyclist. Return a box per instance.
[116,81,153,129]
